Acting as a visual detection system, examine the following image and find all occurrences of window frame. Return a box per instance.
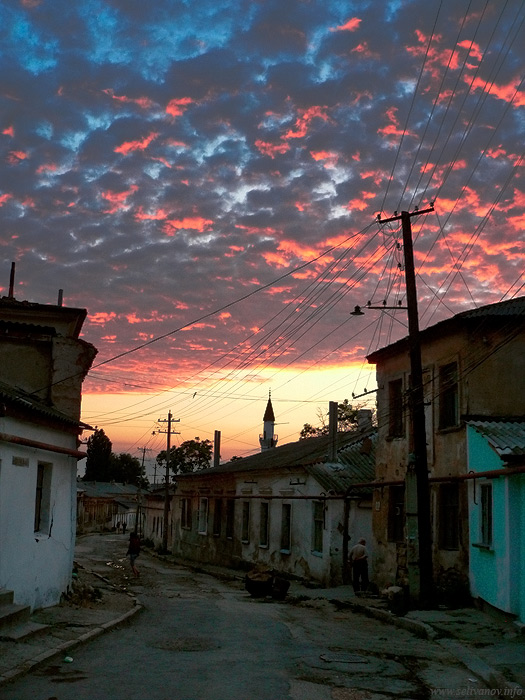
[181,497,192,530]
[280,502,292,553]
[213,498,222,537]
[312,500,324,555]
[241,501,250,543]
[259,501,269,548]
[480,482,493,547]
[34,461,52,534]
[225,499,235,539]
[197,497,209,535]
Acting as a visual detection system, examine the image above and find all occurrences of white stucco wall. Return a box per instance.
[0,417,77,610]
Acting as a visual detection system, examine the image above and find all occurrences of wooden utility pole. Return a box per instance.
[155,412,180,553]
[378,205,434,606]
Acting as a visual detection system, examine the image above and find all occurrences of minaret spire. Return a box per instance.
[259,390,278,451]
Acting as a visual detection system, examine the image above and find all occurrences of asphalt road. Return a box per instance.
[1,534,486,700]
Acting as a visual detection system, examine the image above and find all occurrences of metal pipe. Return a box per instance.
[0,431,86,459]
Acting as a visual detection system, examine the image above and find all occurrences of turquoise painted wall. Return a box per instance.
[467,426,524,622]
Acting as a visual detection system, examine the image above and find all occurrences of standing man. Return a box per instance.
[127,531,141,578]
[349,538,369,594]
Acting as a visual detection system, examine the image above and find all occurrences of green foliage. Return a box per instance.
[156,437,212,478]
[299,400,359,440]
[83,428,148,486]
[84,428,113,481]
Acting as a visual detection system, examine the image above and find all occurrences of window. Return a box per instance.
[388,378,404,438]
[280,503,291,552]
[213,498,222,536]
[34,462,52,533]
[439,483,459,550]
[480,483,493,547]
[388,484,405,543]
[312,501,324,554]
[226,499,235,539]
[198,497,208,534]
[259,502,269,547]
[439,361,458,429]
[181,498,192,530]
[241,501,250,543]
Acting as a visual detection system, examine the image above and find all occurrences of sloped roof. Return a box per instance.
[468,419,525,458]
[0,379,92,429]
[176,429,376,494]
[368,295,525,363]
[78,481,143,497]
[263,396,275,422]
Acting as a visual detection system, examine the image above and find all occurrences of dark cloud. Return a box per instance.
[1,0,524,455]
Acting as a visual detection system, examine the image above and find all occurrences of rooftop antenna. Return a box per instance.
[8,262,15,298]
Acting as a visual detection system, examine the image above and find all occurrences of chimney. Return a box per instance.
[357,409,373,431]
[8,262,15,298]
[58,289,64,306]
[213,430,221,468]
[328,401,338,462]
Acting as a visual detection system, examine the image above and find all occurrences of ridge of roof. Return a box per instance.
[368,295,525,362]
[176,427,377,478]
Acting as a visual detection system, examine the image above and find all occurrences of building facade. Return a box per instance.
[367,296,525,602]
[0,295,96,610]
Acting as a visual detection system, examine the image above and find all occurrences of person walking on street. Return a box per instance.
[127,531,141,577]
[349,538,369,594]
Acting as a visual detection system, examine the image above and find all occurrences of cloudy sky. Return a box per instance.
[1,0,524,467]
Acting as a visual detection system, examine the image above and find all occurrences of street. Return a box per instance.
[2,534,488,700]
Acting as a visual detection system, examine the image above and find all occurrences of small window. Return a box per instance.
[213,498,222,536]
[312,501,324,554]
[181,498,192,530]
[241,501,250,543]
[439,362,458,429]
[280,503,291,552]
[259,502,269,547]
[439,483,459,550]
[198,497,208,534]
[388,484,405,543]
[388,378,404,438]
[226,499,235,539]
[480,483,493,547]
[34,462,52,533]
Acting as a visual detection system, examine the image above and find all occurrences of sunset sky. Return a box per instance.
[1,0,524,476]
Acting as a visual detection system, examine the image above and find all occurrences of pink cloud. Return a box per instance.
[0,193,13,207]
[331,17,361,32]
[89,312,117,326]
[114,132,158,155]
[254,140,291,158]
[36,162,58,174]
[6,150,28,164]
[163,216,213,235]
[103,89,154,109]
[101,185,138,213]
[2,126,14,137]
[284,106,331,139]
[166,97,194,118]
[134,207,168,221]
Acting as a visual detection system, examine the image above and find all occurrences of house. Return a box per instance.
[0,293,96,610]
[467,419,525,623]
[162,402,376,587]
[76,480,145,534]
[367,296,525,602]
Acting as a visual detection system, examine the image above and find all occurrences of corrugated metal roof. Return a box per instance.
[468,419,525,457]
[78,481,143,497]
[176,429,376,494]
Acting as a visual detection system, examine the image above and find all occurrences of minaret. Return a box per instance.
[259,392,278,452]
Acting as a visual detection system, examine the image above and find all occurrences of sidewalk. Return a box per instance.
[1,552,524,694]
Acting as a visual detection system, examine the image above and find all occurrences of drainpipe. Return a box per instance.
[214,430,221,468]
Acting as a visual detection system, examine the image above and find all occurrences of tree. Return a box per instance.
[156,437,212,479]
[110,453,148,488]
[299,400,360,440]
[84,428,113,481]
